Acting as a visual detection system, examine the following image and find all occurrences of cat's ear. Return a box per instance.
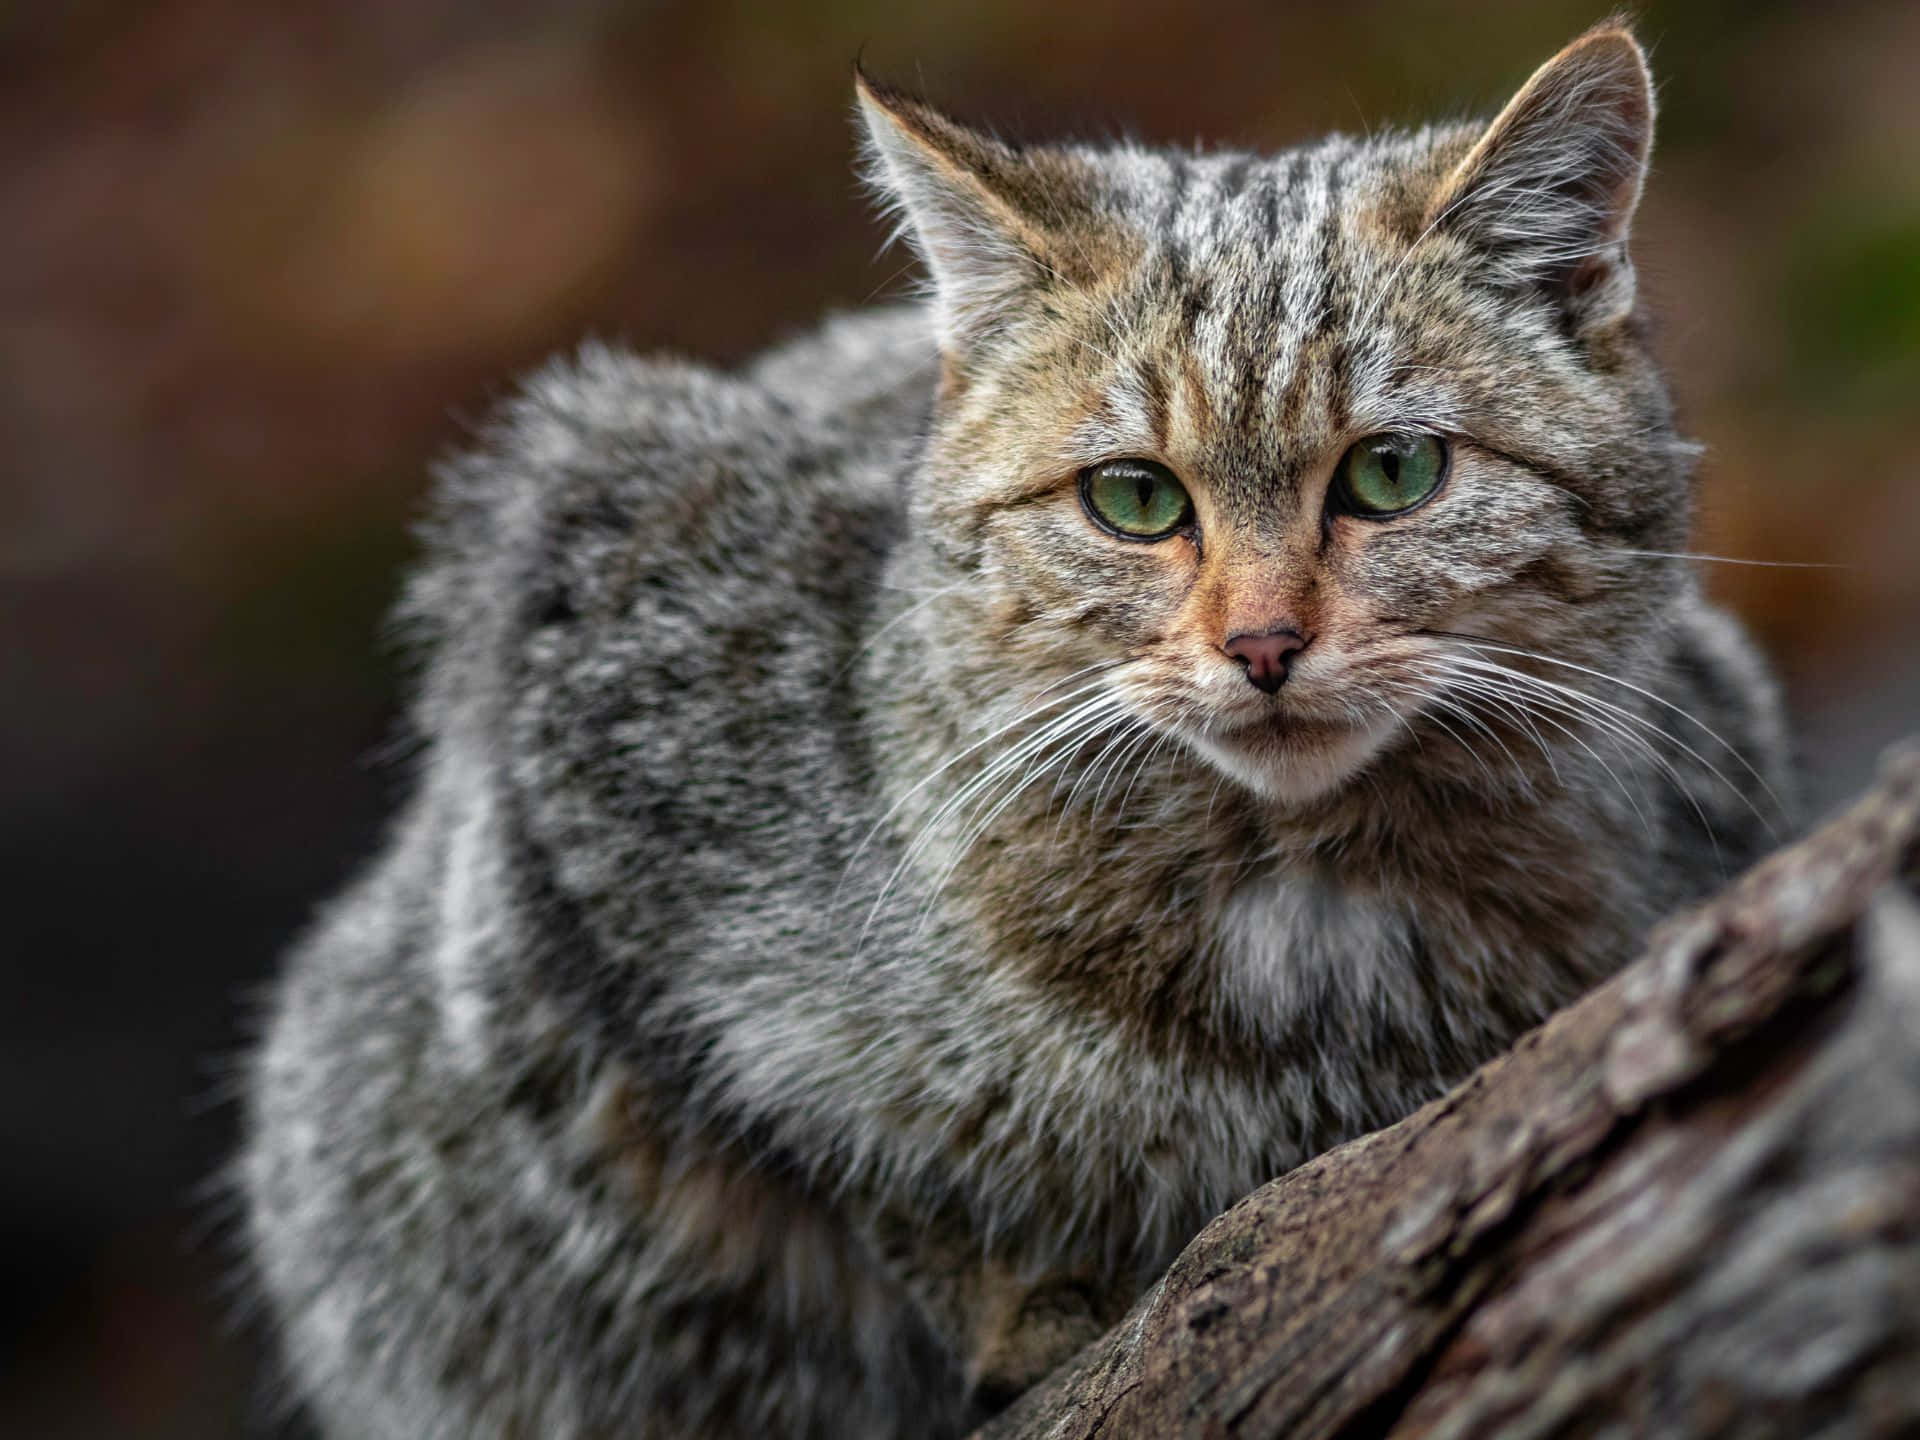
[854,71,1102,356]
[1426,23,1654,329]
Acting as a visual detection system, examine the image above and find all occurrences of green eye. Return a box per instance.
[1081,459,1194,540]
[1333,433,1449,517]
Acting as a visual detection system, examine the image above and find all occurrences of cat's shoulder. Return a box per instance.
[1648,593,1800,875]
[1667,596,1793,787]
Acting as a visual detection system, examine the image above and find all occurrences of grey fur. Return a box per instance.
[241,27,1793,1439]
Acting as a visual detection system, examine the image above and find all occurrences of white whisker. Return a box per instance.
[1608,549,1845,570]
[1436,669,1657,842]
[1453,657,1771,843]
[911,697,1134,938]
[836,581,970,679]
[1436,634,1782,821]
[1435,656,1729,865]
[838,667,1127,938]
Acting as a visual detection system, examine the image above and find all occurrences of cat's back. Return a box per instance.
[414,303,936,658]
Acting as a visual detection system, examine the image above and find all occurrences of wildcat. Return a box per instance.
[241,22,1792,1439]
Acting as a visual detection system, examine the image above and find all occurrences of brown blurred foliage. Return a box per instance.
[0,1,1913,1434]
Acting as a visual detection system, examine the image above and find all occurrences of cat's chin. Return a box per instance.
[1187,713,1397,809]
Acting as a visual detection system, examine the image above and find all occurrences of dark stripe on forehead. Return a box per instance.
[1277,149,1311,224]
[1162,156,1191,236]
[1316,151,1354,335]
[1226,161,1303,438]
[1158,155,1196,295]
[1308,149,1350,335]
[1140,361,1172,453]
[1215,154,1254,204]
[1179,275,1211,340]
[1267,206,1327,430]
[1179,345,1213,431]
[1230,288,1277,438]
[1272,150,1353,434]
[1262,158,1285,237]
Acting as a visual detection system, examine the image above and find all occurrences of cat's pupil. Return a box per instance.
[1381,451,1400,484]
[1136,476,1154,508]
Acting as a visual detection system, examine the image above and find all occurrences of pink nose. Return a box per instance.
[1223,628,1308,694]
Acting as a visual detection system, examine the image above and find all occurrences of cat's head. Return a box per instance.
[859,24,1694,808]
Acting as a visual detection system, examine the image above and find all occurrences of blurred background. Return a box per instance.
[1,0,1914,1433]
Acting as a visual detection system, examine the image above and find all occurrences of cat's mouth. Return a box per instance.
[1215,708,1353,748]
[1190,705,1399,806]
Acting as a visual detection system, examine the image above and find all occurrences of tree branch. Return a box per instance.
[981,740,1920,1439]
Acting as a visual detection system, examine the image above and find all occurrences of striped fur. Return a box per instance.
[242,24,1793,1438]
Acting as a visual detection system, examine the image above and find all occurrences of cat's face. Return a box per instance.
[863,26,1691,807]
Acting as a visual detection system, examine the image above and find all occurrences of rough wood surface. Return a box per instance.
[980,740,1920,1440]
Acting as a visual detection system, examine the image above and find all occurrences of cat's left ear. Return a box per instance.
[1426,23,1654,329]
[855,71,1109,359]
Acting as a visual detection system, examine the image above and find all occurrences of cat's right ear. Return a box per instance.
[854,72,1104,358]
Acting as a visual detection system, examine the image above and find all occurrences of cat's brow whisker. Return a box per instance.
[1068,334,1122,369]
[1026,251,1130,369]
[1608,549,1847,570]
[1348,160,1563,344]
[1348,196,1458,341]
[858,256,927,306]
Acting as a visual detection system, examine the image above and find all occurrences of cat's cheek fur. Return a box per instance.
[1333,458,1570,608]
[986,501,1196,650]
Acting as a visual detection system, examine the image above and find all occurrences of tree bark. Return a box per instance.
[980,740,1920,1440]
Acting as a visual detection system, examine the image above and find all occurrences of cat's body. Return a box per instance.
[244,27,1792,1439]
